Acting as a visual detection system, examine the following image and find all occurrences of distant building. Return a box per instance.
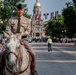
[31,0,46,39]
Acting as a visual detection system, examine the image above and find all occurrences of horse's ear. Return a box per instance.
[3,32,10,39]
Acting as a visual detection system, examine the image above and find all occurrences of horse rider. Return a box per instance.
[1,3,38,75]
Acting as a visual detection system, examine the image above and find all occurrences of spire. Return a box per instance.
[34,0,40,7]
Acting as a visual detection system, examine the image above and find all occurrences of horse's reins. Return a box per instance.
[6,46,31,74]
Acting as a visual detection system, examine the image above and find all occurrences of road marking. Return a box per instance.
[36,60,76,62]
[32,46,47,48]
[35,50,76,53]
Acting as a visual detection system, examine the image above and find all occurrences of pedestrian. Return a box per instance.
[47,36,52,52]
[2,3,38,75]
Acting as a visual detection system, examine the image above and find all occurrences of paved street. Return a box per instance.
[30,42,76,75]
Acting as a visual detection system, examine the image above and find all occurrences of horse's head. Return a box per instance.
[5,34,31,75]
[6,35,21,70]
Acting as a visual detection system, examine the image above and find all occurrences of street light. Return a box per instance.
[62,30,63,43]
[64,30,67,43]
[62,30,67,43]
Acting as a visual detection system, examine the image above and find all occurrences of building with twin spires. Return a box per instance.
[31,0,45,39]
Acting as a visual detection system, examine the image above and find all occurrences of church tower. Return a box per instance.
[31,0,45,40]
[33,0,42,15]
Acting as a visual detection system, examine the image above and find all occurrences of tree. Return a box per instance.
[62,1,76,38]
[45,15,64,38]
[73,0,76,7]
[73,0,76,14]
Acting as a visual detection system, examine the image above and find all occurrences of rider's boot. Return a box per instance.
[31,62,38,75]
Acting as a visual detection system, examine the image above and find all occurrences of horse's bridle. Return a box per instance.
[7,52,18,60]
[6,46,31,75]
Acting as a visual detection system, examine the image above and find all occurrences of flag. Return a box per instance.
[50,12,54,20]
[55,11,58,20]
[35,14,37,20]
[44,13,49,19]
[37,14,41,20]
[35,14,41,20]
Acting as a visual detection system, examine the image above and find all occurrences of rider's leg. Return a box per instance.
[20,40,37,74]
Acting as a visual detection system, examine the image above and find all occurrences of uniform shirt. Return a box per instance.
[6,15,31,36]
[47,38,52,44]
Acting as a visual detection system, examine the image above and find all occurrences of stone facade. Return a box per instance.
[31,0,45,39]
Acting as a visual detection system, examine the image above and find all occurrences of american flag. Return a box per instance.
[50,12,54,20]
[35,14,41,20]
[55,11,58,20]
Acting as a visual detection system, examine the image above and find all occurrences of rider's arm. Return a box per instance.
[21,18,31,37]
[5,18,13,36]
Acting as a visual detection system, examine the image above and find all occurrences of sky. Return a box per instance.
[25,0,72,20]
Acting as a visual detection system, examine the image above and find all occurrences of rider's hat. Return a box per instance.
[16,3,24,10]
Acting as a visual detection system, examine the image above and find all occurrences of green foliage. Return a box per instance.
[73,0,76,7]
[62,1,76,38]
[73,0,76,14]
[45,19,64,38]
[45,0,76,38]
